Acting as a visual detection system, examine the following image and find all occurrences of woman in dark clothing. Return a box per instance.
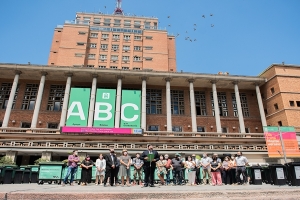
[81,155,94,186]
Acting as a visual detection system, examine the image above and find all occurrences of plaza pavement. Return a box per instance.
[0,183,300,200]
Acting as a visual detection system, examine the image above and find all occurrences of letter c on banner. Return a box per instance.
[121,103,138,122]
[94,102,113,121]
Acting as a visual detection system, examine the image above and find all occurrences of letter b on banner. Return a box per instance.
[120,90,141,128]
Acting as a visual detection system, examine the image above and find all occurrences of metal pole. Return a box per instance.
[278,126,287,164]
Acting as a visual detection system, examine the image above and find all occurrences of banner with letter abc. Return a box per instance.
[120,90,141,128]
[263,126,300,158]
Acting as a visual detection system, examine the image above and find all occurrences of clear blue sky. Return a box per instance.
[1,0,300,76]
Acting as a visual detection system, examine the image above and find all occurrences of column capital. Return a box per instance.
[64,72,73,77]
[116,75,124,79]
[210,80,218,84]
[141,76,148,81]
[187,78,195,83]
[253,82,261,86]
[15,70,22,75]
[232,81,239,85]
[165,77,172,82]
[41,71,48,76]
[91,74,98,78]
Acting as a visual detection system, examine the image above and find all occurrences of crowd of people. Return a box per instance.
[62,145,249,187]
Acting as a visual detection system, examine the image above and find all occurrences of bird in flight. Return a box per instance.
[202,15,205,18]
[210,13,213,16]
[211,24,214,27]
[167,16,170,18]
[194,28,196,31]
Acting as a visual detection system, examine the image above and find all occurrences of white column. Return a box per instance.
[114,76,122,128]
[212,81,222,133]
[141,77,147,131]
[234,82,246,133]
[166,78,172,132]
[31,72,47,128]
[59,73,72,128]
[88,74,98,127]
[2,70,21,128]
[189,79,197,132]
[255,84,267,127]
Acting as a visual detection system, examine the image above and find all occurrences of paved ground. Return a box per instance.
[0,183,300,199]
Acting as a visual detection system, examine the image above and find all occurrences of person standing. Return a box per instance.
[185,156,196,186]
[80,155,94,186]
[229,155,237,185]
[62,150,80,186]
[171,153,183,186]
[103,148,118,187]
[141,144,159,187]
[235,151,248,185]
[210,156,222,186]
[192,154,201,185]
[132,153,144,186]
[114,154,120,186]
[119,149,131,187]
[95,154,106,185]
[164,154,172,185]
[222,156,230,185]
[200,153,212,185]
[156,155,167,186]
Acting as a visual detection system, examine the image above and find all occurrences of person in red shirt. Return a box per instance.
[164,154,172,185]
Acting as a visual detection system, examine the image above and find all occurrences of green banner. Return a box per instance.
[120,90,141,128]
[93,89,116,127]
[39,165,63,180]
[66,88,91,126]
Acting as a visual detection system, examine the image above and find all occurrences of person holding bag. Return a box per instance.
[185,156,196,186]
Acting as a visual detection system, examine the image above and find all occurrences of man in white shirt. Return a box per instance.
[235,151,248,185]
[200,153,212,185]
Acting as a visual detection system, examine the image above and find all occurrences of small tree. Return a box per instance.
[0,156,15,165]
[34,158,50,165]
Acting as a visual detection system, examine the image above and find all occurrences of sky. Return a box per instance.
[0,0,300,76]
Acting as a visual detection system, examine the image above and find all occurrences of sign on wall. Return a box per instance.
[66,88,91,126]
[120,90,141,128]
[263,126,300,158]
[93,89,116,128]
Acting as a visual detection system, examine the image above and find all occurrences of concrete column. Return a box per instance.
[59,73,73,128]
[31,72,47,128]
[41,151,52,161]
[141,77,147,131]
[5,151,17,164]
[255,84,267,127]
[166,78,172,132]
[88,74,98,127]
[233,82,246,133]
[189,79,197,132]
[211,81,222,133]
[2,70,21,127]
[114,76,123,128]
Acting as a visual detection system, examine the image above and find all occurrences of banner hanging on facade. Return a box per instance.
[263,126,300,158]
[93,89,116,128]
[120,90,141,128]
[61,126,142,135]
[66,88,91,126]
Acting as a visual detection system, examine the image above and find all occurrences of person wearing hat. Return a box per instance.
[80,155,94,186]
[171,153,183,185]
[119,149,131,187]
[141,144,159,187]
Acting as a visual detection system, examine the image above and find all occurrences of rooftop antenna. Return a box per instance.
[114,0,124,15]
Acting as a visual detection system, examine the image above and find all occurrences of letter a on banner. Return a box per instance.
[66,88,90,126]
[120,90,141,128]
[93,89,116,127]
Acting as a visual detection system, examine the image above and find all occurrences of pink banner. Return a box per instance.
[61,127,142,135]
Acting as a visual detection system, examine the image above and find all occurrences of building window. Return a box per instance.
[83,17,91,21]
[133,56,141,61]
[75,53,83,57]
[278,121,282,126]
[122,56,129,61]
[144,57,153,61]
[48,123,58,129]
[112,44,119,50]
[144,22,151,29]
[90,43,97,48]
[88,54,95,59]
[274,103,279,110]
[144,46,153,50]
[133,67,140,70]
[90,33,98,38]
[102,34,109,38]
[78,31,86,35]
[104,18,111,26]
[0,83,19,109]
[113,34,120,39]
[122,67,129,70]
[134,36,142,40]
[47,85,64,111]
[145,36,153,39]
[114,19,121,27]
[87,65,94,68]
[146,89,162,114]
[197,126,205,132]
[172,126,182,132]
[0,121,2,127]
[111,55,118,61]
[124,35,131,40]
[245,128,250,133]
[222,127,228,133]
[123,45,130,51]
[297,101,300,107]
[264,109,268,115]
[77,42,84,46]
[134,46,141,51]
[124,20,131,27]
[231,93,250,117]
[211,92,228,117]
[290,101,295,106]
[270,87,275,94]
[22,84,39,110]
[171,90,184,115]
[99,55,107,60]
[195,91,207,116]
[21,122,31,128]
[101,44,108,49]
[148,125,159,131]
[110,66,118,69]
[134,21,141,28]
[99,66,106,69]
